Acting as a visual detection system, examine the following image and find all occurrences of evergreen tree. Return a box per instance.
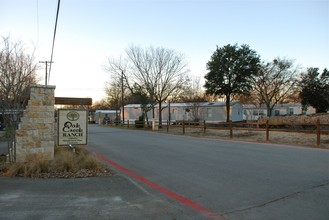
[204,44,260,122]
[300,68,329,113]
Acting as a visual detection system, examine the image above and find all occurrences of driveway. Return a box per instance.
[87,125,329,220]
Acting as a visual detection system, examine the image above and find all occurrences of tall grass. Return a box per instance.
[1,147,105,178]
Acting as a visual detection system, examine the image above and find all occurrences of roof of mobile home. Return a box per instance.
[242,103,305,109]
[124,102,241,108]
[95,110,117,114]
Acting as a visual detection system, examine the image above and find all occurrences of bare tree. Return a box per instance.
[233,93,257,104]
[104,80,122,119]
[125,45,190,126]
[252,58,299,116]
[176,77,209,122]
[175,76,202,101]
[0,36,38,132]
[0,36,38,162]
[91,98,111,110]
[105,46,190,126]
[103,56,130,120]
[104,55,129,90]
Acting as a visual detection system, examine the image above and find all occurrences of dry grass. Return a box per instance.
[158,127,329,148]
[0,147,113,178]
[1,153,50,177]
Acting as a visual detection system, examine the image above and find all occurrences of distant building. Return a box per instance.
[0,109,23,128]
[122,102,244,123]
[94,110,119,124]
[242,103,316,121]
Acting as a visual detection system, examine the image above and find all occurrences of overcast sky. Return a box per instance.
[1,0,328,101]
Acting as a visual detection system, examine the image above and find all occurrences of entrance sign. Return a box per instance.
[58,109,88,146]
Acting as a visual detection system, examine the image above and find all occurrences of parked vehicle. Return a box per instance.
[102,117,111,125]
[0,122,5,131]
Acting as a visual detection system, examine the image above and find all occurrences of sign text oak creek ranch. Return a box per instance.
[58,109,88,146]
[62,122,83,137]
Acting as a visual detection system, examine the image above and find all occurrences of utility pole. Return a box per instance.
[121,70,125,124]
[39,61,53,86]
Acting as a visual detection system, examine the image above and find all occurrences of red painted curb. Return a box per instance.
[94,152,226,220]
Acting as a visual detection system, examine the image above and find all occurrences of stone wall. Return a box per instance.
[15,85,56,162]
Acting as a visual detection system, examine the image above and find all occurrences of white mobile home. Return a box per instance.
[122,102,243,123]
[242,103,316,121]
[94,110,119,124]
[156,102,243,122]
[122,104,152,123]
[201,102,243,122]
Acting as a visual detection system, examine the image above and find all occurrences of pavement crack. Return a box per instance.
[223,181,329,215]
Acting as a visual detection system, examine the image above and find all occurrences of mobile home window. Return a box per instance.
[289,108,294,115]
[253,110,264,116]
[207,108,212,117]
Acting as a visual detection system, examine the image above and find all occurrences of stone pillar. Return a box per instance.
[15,85,56,162]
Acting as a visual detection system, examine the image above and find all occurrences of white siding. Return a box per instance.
[123,102,243,123]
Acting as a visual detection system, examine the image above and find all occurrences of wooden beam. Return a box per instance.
[55,97,92,105]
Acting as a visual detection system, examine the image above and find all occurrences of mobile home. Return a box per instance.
[242,103,316,121]
[94,110,119,124]
[122,102,243,123]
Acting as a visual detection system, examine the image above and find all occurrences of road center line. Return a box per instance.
[94,152,225,220]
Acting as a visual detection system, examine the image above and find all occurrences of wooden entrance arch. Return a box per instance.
[55,97,92,105]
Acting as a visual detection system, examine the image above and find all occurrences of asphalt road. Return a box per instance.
[1,175,202,220]
[87,125,329,220]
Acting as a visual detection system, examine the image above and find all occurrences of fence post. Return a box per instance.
[229,121,233,139]
[183,120,185,135]
[266,120,269,142]
[127,120,130,128]
[203,120,206,134]
[316,119,320,146]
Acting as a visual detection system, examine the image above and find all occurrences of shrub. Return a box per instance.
[0,146,107,178]
[80,154,102,170]
[135,120,145,128]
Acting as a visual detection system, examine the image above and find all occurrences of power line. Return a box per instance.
[36,0,39,44]
[48,0,61,85]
